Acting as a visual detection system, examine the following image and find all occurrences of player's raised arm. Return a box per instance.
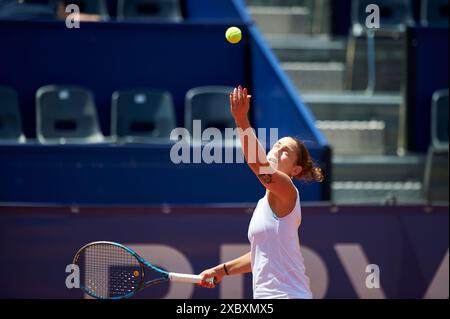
[230,86,298,207]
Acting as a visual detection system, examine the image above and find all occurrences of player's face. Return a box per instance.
[267,137,301,177]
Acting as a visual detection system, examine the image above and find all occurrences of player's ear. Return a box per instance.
[292,165,302,178]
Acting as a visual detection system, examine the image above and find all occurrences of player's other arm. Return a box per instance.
[199,252,251,288]
[223,251,252,275]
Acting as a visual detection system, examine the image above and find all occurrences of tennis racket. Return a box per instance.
[73,241,214,299]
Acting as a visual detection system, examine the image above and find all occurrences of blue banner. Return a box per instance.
[0,204,447,298]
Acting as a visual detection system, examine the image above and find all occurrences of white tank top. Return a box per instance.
[247,188,312,299]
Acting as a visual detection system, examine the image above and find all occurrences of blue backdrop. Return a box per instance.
[0,204,447,299]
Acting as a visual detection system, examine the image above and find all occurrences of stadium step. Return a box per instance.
[282,62,345,91]
[332,155,425,182]
[346,35,406,92]
[316,121,386,155]
[244,2,436,204]
[329,154,449,204]
[332,181,424,204]
[248,6,312,35]
[267,34,347,62]
[301,92,402,155]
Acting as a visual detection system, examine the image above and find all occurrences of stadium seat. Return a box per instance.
[184,86,235,139]
[0,0,55,20]
[347,0,414,93]
[423,89,449,201]
[111,89,176,143]
[421,0,449,27]
[117,0,183,22]
[36,85,105,144]
[0,85,26,143]
[433,90,450,148]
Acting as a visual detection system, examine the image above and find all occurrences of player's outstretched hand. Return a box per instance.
[230,85,251,123]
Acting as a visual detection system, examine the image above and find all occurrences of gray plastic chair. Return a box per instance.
[421,0,449,27]
[0,0,56,20]
[111,89,176,143]
[423,89,449,202]
[117,0,183,22]
[432,90,449,149]
[0,85,26,143]
[36,85,105,144]
[185,86,235,138]
[347,0,414,94]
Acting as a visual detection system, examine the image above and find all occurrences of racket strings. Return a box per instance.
[77,243,142,298]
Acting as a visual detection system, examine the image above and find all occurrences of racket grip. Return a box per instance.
[168,272,215,284]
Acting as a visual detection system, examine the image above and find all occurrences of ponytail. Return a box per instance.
[291,138,324,183]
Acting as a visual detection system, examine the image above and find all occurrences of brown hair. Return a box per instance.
[290,137,324,183]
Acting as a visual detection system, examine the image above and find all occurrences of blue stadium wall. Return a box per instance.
[0,0,330,205]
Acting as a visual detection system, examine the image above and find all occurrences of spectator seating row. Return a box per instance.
[0,0,183,22]
[0,85,235,144]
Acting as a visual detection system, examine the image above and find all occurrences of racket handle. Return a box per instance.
[169,272,215,284]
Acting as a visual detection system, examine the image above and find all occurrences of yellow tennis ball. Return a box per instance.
[225,27,242,44]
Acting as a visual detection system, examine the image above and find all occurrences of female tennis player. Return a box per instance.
[199,85,323,299]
